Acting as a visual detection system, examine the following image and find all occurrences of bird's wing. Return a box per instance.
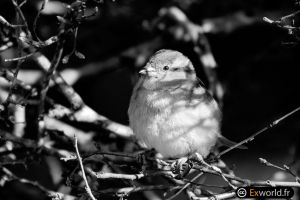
[188,79,222,121]
[189,79,212,103]
[190,80,247,149]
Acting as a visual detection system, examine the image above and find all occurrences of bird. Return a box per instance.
[128,49,237,159]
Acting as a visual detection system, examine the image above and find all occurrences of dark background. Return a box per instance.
[0,0,300,199]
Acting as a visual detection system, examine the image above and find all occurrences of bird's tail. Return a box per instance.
[218,136,247,149]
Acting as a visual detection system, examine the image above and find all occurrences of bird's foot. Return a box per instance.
[191,153,237,189]
[190,152,224,173]
[136,148,160,171]
[171,157,192,179]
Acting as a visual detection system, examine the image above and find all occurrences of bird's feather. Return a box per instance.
[218,136,247,149]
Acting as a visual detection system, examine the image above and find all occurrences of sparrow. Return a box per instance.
[128,49,237,158]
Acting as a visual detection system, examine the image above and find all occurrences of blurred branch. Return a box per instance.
[153,6,224,102]
[38,33,65,120]
[191,191,236,200]
[44,116,95,147]
[33,0,49,42]
[2,1,27,111]
[58,36,165,86]
[11,0,31,37]
[0,128,74,159]
[0,15,24,29]
[0,69,34,92]
[97,185,182,196]
[0,13,134,138]
[202,11,256,34]
[0,167,75,200]
[46,101,133,139]
[34,9,262,87]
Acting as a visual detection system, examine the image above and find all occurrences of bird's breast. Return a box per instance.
[129,88,218,138]
[128,82,221,158]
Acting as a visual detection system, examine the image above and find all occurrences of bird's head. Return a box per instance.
[139,49,197,89]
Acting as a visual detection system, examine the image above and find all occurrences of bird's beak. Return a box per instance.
[139,66,156,76]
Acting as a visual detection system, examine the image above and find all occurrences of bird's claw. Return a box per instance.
[171,157,192,179]
[189,152,211,168]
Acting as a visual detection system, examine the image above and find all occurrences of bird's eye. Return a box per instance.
[163,66,169,71]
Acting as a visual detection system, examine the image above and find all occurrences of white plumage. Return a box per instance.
[128,49,227,158]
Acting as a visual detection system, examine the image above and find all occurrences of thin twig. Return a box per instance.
[4,52,35,62]
[3,9,25,107]
[11,0,31,37]
[259,158,300,182]
[217,106,300,158]
[83,150,136,159]
[166,172,204,200]
[87,168,174,180]
[194,166,300,187]
[97,185,182,196]
[74,135,97,200]
[283,165,300,183]
[39,39,64,118]
[192,191,236,200]
[31,52,133,138]
[192,153,237,189]
[0,69,33,91]
[0,15,24,28]
[259,158,285,171]
[0,128,74,159]
[33,0,48,42]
